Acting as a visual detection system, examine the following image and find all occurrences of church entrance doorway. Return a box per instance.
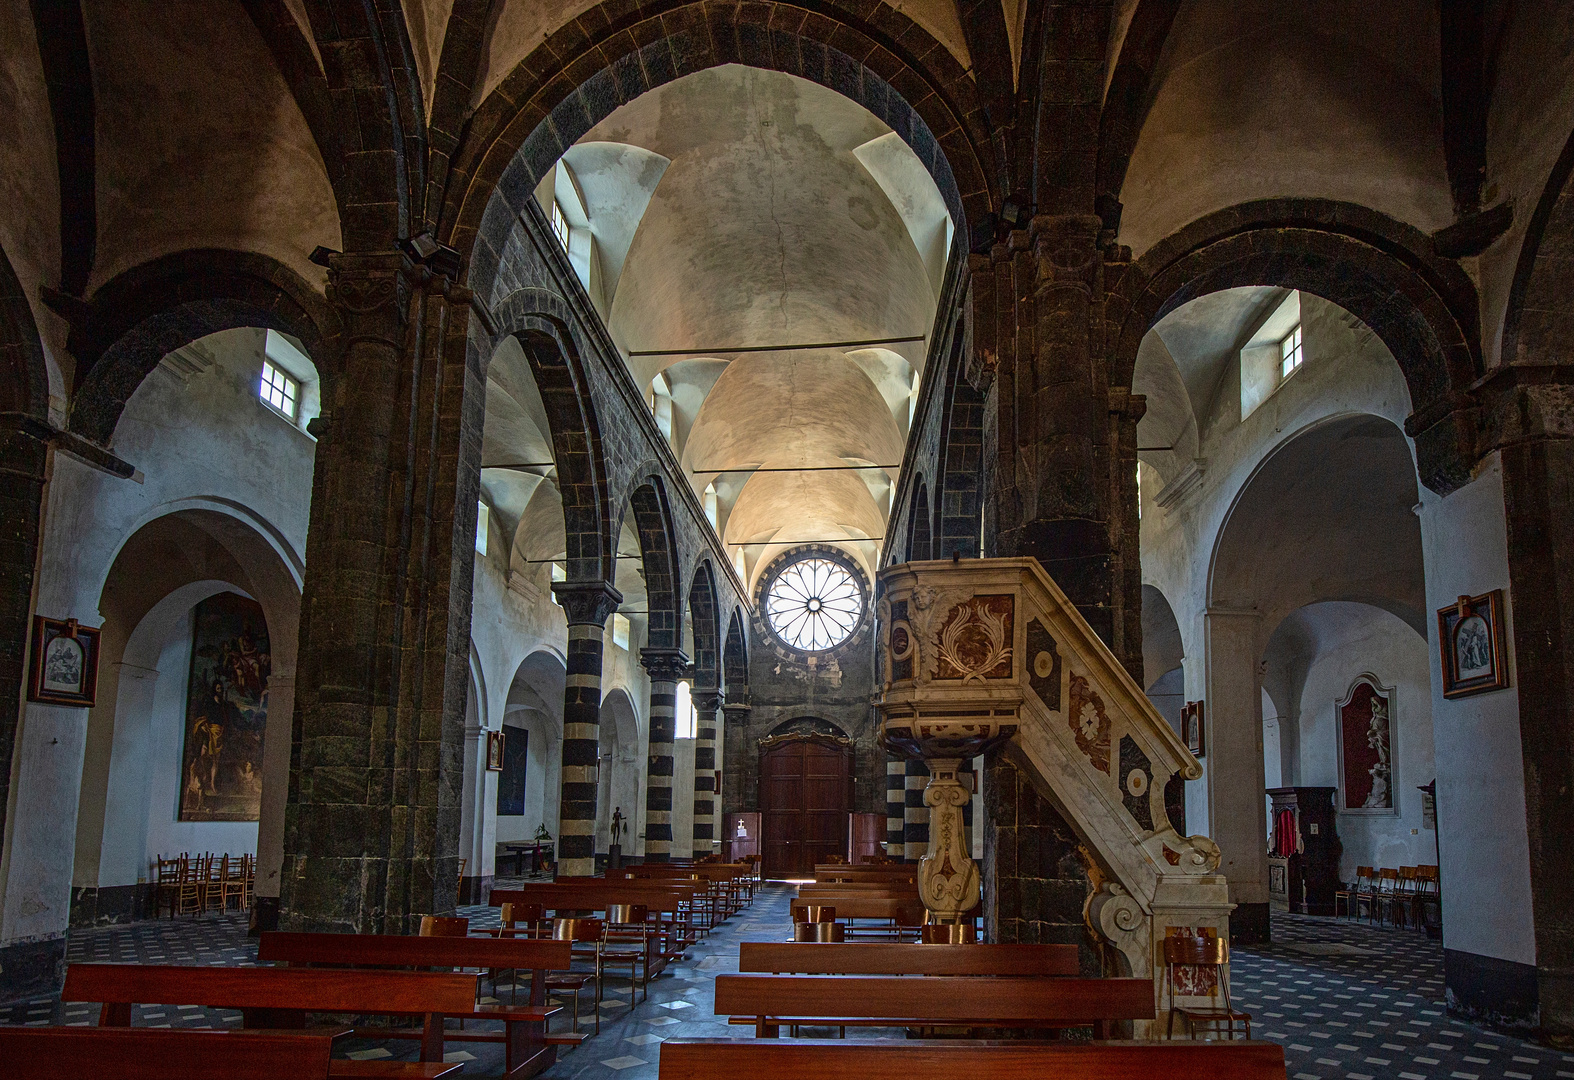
[759,728,853,878]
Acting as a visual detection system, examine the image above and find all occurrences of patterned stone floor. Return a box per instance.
[1,886,1563,1080]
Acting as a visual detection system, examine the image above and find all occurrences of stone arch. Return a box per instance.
[687,559,722,692]
[935,344,985,559]
[596,686,643,854]
[442,0,1002,295]
[1501,122,1574,368]
[0,244,48,418]
[72,507,301,923]
[1110,199,1483,495]
[905,479,933,562]
[623,476,684,651]
[65,250,338,446]
[490,304,615,585]
[502,648,569,842]
[723,607,749,701]
[1208,413,1426,641]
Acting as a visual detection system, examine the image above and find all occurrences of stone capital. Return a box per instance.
[722,702,752,726]
[692,689,724,714]
[551,580,622,627]
[326,250,418,342]
[640,647,691,684]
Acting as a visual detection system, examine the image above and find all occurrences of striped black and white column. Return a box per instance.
[640,648,689,862]
[551,581,622,878]
[692,689,722,856]
[886,757,905,857]
[904,758,930,862]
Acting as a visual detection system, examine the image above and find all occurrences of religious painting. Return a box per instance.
[27,616,101,707]
[496,725,528,816]
[486,730,505,771]
[1182,701,1205,759]
[1337,675,1395,814]
[1437,590,1509,699]
[179,593,271,821]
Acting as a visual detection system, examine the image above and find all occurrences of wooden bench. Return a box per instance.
[61,963,557,1079]
[658,1038,1287,1080]
[492,883,699,968]
[1,1027,463,1080]
[738,942,1079,976]
[257,931,583,1068]
[789,895,929,936]
[713,973,1155,1038]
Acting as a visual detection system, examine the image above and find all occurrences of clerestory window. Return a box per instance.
[1280,323,1304,381]
[259,360,298,421]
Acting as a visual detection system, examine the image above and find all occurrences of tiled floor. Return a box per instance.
[3,889,1564,1080]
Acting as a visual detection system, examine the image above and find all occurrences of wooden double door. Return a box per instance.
[760,734,853,878]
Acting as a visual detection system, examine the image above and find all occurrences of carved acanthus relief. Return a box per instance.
[930,595,1014,681]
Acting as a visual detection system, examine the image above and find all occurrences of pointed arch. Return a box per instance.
[687,558,721,692]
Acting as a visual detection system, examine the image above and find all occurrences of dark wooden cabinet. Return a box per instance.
[760,733,853,878]
[848,812,886,863]
[1267,786,1341,916]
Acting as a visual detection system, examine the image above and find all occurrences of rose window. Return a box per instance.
[764,557,864,652]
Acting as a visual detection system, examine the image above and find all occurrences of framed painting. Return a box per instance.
[179,592,271,822]
[1182,701,1205,758]
[486,730,505,771]
[27,616,101,706]
[1337,674,1396,814]
[496,726,528,816]
[1438,590,1509,699]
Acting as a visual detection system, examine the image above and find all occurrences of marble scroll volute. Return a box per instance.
[875,557,1234,1031]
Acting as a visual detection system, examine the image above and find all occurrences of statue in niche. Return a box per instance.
[1338,676,1394,813]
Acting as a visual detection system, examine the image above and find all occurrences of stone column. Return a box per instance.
[640,649,689,862]
[282,253,483,933]
[0,420,48,872]
[692,689,721,856]
[969,215,1145,948]
[885,756,905,857]
[252,666,294,928]
[721,700,750,818]
[903,758,929,862]
[1204,608,1269,941]
[1475,364,1574,1031]
[553,581,621,878]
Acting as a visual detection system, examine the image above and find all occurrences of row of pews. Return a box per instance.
[791,861,960,938]
[4,859,761,1079]
[684,933,1282,1080]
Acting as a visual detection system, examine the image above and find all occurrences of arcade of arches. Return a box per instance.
[1,0,1573,1059]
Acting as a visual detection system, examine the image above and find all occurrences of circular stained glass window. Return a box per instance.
[764,557,865,652]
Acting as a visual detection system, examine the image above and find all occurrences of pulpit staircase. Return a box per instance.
[874,557,1233,1033]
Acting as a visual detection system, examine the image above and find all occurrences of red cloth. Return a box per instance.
[1272,808,1298,857]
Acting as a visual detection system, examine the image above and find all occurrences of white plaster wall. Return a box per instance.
[1284,604,1436,880]
[1418,455,1534,966]
[0,326,313,947]
[1138,294,1416,855]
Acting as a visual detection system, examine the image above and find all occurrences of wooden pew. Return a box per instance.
[658,1039,1287,1080]
[738,941,1079,976]
[814,865,917,884]
[257,932,581,1071]
[61,963,556,1078]
[491,883,697,973]
[1,1027,462,1080]
[713,973,1155,1038]
[789,894,929,935]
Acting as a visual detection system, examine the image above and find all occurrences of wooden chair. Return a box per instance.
[1164,935,1250,1040]
[153,857,182,919]
[457,858,468,901]
[420,915,471,937]
[175,854,203,917]
[548,917,604,1035]
[1389,867,1418,928]
[242,853,256,910]
[1369,868,1400,926]
[221,854,249,912]
[602,903,653,1002]
[1413,864,1441,929]
[1334,866,1372,920]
